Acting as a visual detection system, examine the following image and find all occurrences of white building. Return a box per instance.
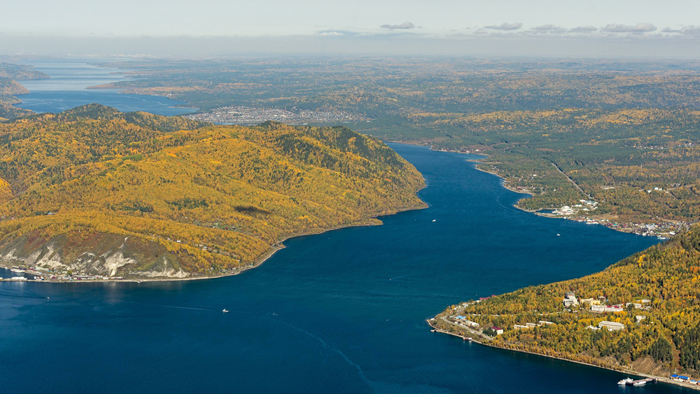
[581,298,601,306]
[598,321,625,331]
[563,292,579,307]
[591,304,624,313]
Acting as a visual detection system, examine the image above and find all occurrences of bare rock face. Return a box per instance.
[138,257,188,278]
[0,232,189,279]
[100,238,139,276]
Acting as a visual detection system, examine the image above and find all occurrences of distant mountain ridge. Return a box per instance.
[0,104,426,279]
[0,62,50,120]
[0,62,50,81]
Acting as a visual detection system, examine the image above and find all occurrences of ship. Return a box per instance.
[618,378,633,385]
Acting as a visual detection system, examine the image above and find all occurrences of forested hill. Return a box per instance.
[434,223,700,379]
[0,104,425,279]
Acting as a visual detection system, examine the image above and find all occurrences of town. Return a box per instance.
[544,201,688,239]
[185,105,365,125]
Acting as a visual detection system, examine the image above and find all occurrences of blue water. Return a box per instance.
[1,143,681,393]
[1,61,686,393]
[15,59,196,116]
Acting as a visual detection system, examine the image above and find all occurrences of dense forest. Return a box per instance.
[433,223,700,378]
[407,108,700,223]
[0,104,425,278]
[90,58,700,225]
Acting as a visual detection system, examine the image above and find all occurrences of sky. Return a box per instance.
[2,0,700,57]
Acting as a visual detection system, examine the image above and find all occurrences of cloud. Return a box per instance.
[602,23,656,33]
[680,26,700,35]
[531,25,567,34]
[569,26,598,33]
[663,26,700,35]
[317,29,366,37]
[380,22,415,30]
[484,22,523,31]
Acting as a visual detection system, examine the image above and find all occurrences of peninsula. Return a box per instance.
[0,104,426,280]
[431,223,700,389]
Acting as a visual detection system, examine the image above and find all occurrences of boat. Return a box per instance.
[618,378,634,385]
[630,378,654,387]
[222,309,229,313]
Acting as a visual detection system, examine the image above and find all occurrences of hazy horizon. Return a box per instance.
[2,34,700,59]
[3,0,700,58]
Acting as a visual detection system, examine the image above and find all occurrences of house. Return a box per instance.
[563,292,579,307]
[556,206,574,215]
[591,304,624,313]
[526,323,538,328]
[455,316,481,329]
[538,320,554,326]
[514,324,529,330]
[581,298,601,306]
[492,327,504,335]
[598,321,625,331]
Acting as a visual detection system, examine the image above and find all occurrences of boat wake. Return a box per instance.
[273,318,373,387]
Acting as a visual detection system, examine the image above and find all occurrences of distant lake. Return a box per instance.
[15,59,196,116]
[0,61,679,393]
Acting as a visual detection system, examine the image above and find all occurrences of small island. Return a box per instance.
[431,223,700,390]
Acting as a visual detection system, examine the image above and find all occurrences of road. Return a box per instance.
[550,161,593,200]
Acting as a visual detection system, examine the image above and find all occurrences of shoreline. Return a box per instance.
[1,201,428,285]
[387,141,543,210]
[427,319,700,391]
[413,143,689,235]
